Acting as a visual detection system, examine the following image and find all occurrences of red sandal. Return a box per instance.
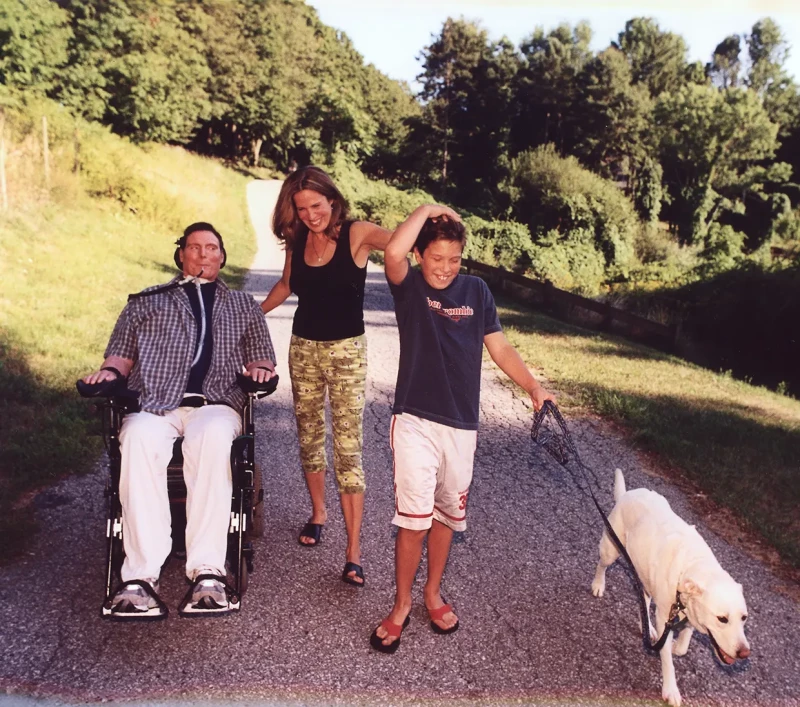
[428,603,459,635]
[369,615,410,654]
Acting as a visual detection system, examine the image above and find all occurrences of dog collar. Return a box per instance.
[669,590,689,629]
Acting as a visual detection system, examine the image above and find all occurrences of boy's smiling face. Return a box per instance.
[414,239,463,290]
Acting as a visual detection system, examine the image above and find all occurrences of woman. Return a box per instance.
[261,166,390,587]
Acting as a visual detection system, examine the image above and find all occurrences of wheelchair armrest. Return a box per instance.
[76,377,139,400]
[236,372,279,396]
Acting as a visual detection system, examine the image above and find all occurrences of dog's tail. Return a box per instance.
[614,468,627,502]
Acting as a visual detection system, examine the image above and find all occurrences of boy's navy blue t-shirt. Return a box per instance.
[388,267,502,430]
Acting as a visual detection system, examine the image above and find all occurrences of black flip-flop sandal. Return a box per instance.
[341,561,365,587]
[298,521,323,546]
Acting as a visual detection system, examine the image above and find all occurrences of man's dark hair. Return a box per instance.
[414,217,467,255]
[173,222,226,269]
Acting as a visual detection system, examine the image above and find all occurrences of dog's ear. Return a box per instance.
[679,577,704,596]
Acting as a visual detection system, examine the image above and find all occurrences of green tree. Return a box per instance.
[458,36,520,210]
[656,84,783,243]
[707,35,742,89]
[0,0,71,94]
[360,68,420,180]
[411,17,521,210]
[416,18,490,195]
[512,22,593,156]
[745,18,800,139]
[184,0,293,165]
[684,60,709,87]
[615,18,688,97]
[747,18,789,96]
[57,0,212,143]
[572,47,654,180]
[260,0,419,168]
[741,18,800,197]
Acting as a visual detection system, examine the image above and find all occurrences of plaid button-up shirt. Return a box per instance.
[105,277,276,414]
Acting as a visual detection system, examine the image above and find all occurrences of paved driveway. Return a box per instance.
[1,180,797,707]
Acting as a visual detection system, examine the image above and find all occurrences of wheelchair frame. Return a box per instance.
[79,376,276,618]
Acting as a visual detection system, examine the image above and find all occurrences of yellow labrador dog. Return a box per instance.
[591,469,750,707]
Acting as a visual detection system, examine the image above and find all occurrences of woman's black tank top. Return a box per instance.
[290,221,367,341]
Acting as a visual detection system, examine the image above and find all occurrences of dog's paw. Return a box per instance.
[591,578,605,597]
[662,683,682,706]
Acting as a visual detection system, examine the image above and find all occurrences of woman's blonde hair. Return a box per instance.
[272,166,349,249]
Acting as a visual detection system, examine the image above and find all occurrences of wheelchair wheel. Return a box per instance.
[227,540,250,595]
[250,463,264,538]
[239,550,250,595]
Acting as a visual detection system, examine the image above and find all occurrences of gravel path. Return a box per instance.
[1,180,797,707]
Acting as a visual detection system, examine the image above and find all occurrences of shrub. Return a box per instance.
[695,223,747,277]
[528,229,608,295]
[462,215,533,270]
[772,205,800,242]
[632,157,663,224]
[632,222,700,275]
[505,145,639,287]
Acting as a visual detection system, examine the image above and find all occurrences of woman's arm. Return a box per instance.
[260,249,292,314]
[351,221,392,267]
[384,204,461,285]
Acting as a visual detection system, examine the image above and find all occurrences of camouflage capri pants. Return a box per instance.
[288,334,367,494]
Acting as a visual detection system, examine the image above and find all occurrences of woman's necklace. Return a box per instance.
[310,235,329,263]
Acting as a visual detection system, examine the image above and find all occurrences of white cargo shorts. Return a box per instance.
[390,413,477,532]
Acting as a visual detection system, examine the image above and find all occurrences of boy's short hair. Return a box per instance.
[414,217,467,255]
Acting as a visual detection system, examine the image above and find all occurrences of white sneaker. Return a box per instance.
[191,577,227,609]
[111,578,160,612]
[189,566,227,609]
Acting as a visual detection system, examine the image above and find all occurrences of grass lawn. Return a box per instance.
[495,296,800,570]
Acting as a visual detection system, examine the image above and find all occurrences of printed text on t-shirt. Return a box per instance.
[427,297,474,322]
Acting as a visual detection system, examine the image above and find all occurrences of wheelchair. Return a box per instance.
[77,373,278,620]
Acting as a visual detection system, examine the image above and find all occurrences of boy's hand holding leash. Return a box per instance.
[528,380,556,412]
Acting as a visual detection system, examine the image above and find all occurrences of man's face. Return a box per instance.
[179,230,223,280]
[414,239,463,290]
[293,189,334,234]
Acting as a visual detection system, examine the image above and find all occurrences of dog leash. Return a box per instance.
[531,400,688,653]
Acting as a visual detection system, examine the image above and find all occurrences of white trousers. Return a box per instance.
[118,405,242,581]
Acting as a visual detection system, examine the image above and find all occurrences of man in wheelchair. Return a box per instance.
[81,222,276,620]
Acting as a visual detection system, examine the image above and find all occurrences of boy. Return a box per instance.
[371,204,555,653]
